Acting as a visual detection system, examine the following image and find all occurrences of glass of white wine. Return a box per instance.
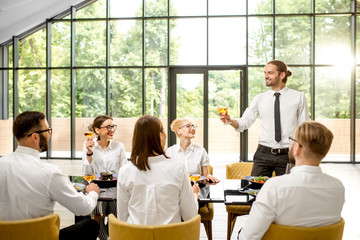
[216,97,229,125]
[83,121,94,139]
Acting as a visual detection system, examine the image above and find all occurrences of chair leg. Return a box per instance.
[201,220,212,240]
[227,213,239,240]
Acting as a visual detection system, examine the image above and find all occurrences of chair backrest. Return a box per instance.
[226,162,253,179]
[0,214,60,240]
[108,214,201,240]
[262,218,345,240]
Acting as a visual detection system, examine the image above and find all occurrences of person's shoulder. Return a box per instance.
[323,173,344,188]
[286,87,304,96]
[166,144,176,151]
[110,140,124,147]
[165,145,177,155]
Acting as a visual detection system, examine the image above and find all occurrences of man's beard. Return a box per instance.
[39,134,48,152]
[288,145,295,164]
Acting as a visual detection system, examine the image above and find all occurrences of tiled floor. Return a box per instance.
[48,159,360,240]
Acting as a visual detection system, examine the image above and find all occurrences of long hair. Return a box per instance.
[131,115,168,171]
[267,60,292,84]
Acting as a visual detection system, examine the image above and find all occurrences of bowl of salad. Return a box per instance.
[249,176,269,185]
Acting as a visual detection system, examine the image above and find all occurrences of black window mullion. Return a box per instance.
[106,0,110,115]
[0,46,9,120]
[46,20,52,158]
[350,0,356,163]
[13,36,19,151]
[70,6,76,159]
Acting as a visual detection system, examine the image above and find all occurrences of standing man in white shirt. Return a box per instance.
[220,60,309,176]
[0,111,101,240]
[238,121,345,240]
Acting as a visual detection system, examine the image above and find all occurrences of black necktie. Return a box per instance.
[274,92,281,142]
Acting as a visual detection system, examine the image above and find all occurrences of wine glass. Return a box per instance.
[83,121,94,139]
[216,97,229,125]
[83,166,96,184]
[216,97,228,116]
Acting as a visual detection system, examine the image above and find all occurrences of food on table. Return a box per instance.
[250,176,269,184]
[100,172,113,180]
[189,174,201,182]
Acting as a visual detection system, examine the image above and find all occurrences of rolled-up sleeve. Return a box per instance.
[49,171,98,216]
[236,95,260,132]
[179,165,198,220]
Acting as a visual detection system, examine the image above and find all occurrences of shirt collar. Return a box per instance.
[94,139,113,150]
[270,86,288,95]
[290,165,322,174]
[15,146,40,159]
[175,142,194,153]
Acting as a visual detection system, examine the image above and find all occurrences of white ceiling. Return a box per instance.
[0,0,87,44]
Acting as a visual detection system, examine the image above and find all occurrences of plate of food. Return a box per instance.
[93,172,117,188]
[249,176,269,184]
[241,189,260,197]
[189,174,206,182]
[73,182,86,192]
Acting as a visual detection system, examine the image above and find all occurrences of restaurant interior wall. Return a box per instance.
[0,0,360,163]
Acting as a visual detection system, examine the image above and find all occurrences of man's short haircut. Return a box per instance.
[13,111,45,140]
[295,121,334,159]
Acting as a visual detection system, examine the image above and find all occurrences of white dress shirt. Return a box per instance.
[0,146,98,221]
[82,140,127,198]
[117,155,198,225]
[166,143,209,176]
[82,139,127,175]
[236,86,309,148]
[239,165,345,240]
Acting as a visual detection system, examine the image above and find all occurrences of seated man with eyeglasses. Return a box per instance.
[238,121,345,240]
[0,111,101,240]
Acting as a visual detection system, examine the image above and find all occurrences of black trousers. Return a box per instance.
[59,219,99,240]
[251,146,289,177]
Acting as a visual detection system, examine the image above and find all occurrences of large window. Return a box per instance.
[0,0,358,162]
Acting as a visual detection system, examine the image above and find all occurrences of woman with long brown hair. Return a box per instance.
[117,115,198,225]
[82,115,127,240]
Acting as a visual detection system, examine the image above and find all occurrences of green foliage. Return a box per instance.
[10,0,357,120]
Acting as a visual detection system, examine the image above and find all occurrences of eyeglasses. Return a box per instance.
[27,128,52,137]
[179,124,197,129]
[289,136,303,148]
[99,125,117,131]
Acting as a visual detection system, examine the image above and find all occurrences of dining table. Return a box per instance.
[70,176,262,223]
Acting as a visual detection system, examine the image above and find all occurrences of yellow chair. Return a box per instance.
[262,218,345,240]
[108,214,201,240]
[199,165,214,240]
[0,214,60,240]
[226,162,253,240]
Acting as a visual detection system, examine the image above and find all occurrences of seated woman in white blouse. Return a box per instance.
[117,115,199,225]
[166,118,219,183]
[82,115,127,240]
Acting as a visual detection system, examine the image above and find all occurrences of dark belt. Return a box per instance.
[258,144,289,155]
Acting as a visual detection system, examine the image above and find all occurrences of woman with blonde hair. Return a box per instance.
[117,115,199,225]
[167,118,219,183]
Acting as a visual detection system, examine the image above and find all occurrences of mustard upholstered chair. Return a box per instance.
[108,214,201,240]
[199,165,214,240]
[226,162,253,240]
[262,218,345,240]
[0,214,60,240]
